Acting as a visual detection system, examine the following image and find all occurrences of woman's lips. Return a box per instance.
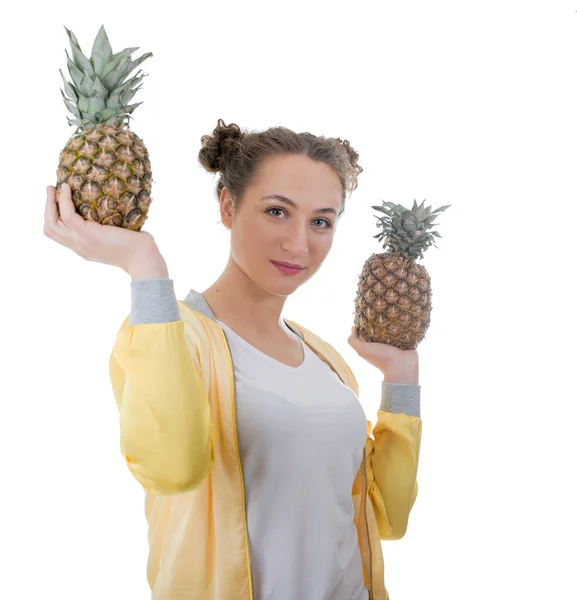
[271,261,304,275]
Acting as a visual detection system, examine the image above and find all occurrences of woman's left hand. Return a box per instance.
[347,325,419,385]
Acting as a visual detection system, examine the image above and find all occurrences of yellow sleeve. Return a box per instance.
[365,410,422,540]
[109,315,216,496]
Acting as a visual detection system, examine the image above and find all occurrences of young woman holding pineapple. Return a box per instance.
[43,27,425,600]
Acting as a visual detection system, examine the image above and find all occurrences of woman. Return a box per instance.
[44,120,422,600]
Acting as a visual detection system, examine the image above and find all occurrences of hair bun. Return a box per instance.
[198,119,243,173]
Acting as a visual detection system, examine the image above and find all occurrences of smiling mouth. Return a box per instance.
[272,261,304,269]
[271,261,305,274]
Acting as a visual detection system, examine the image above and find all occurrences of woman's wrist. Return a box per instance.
[381,362,419,385]
[125,244,169,281]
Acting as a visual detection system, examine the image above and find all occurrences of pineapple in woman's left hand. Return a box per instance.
[56,25,154,231]
[353,199,450,350]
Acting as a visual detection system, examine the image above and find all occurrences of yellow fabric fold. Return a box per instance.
[109,315,216,496]
[365,411,422,540]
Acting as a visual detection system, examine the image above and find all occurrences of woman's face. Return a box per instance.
[220,153,343,296]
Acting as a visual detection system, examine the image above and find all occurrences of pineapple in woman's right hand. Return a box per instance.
[55,25,154,231]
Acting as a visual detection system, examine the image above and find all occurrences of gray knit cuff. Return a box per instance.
[380,381,421,418]
[129,278,181,326]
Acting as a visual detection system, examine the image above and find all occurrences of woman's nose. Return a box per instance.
[281,222,309,255]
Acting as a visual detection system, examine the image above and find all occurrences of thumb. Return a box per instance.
[348,325,358,345]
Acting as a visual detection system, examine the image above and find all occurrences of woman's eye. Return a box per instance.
[313,218,332,229]
[266,208,332,229]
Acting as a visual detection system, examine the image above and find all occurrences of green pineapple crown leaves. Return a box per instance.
[371,198,451,261]
[60,25,152,132]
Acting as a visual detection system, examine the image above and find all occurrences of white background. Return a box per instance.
[1,1,576,599]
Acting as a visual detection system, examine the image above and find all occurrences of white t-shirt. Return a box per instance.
[216,318,370,600]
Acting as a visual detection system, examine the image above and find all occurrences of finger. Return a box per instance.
[44,185,61,234]
[57,183,86,231]
[348,326,358,345]
[44,184,80,249]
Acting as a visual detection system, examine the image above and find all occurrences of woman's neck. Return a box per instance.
[202,260,288,338]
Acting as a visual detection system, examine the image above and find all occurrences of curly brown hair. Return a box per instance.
[198,119,363,218]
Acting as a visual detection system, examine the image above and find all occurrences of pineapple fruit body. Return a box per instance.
[57,124,152,231]
[353,251,432,350]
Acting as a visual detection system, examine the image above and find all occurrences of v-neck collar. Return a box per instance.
[183,288,304,340]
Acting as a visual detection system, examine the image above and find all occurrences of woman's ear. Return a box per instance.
[219,188,234,229]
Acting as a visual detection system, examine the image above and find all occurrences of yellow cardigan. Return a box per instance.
[109,294,422,600]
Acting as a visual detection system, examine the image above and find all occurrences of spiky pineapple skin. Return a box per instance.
[353,251,432,350]
[56,124,152,231]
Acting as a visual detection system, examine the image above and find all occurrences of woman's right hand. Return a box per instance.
[43,182,161,274]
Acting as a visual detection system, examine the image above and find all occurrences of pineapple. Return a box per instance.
[56,25,153,231]
[353,199,451,350]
